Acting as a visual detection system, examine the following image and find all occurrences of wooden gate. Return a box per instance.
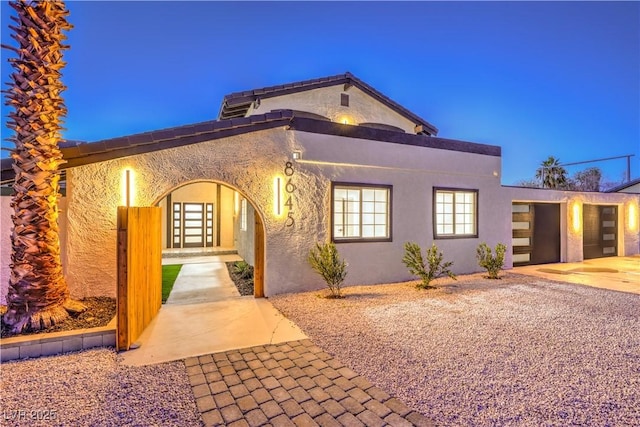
[117,206,162,351]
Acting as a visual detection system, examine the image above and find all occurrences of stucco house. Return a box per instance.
[1,72,638,303]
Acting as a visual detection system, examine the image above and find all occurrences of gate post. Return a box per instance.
[116,207,129,351]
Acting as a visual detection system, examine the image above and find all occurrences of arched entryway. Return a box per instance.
[153,180,265,297]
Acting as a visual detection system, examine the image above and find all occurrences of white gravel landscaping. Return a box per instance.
[270,273,640,426]
[0,348,202,427]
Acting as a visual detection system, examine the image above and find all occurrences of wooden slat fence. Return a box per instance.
[117,206,162,351]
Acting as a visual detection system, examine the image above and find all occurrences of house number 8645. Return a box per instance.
[284,162,295,227]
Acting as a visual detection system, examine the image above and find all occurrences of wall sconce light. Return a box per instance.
[121,168,135,207]
[125,170,131,207]
[572,201,581,233]
[337,115,353,125]
[629,202,638,232]
[292,151,301,160]
[274,177,282,216]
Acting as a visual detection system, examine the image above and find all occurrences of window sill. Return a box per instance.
[332,238,392,244]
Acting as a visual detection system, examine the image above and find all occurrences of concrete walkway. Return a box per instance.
[513,255,640,295]
[120,255,307,366]
[166,258,241,304]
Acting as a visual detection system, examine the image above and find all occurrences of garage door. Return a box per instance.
[512,203,561,266]
[583,204,617,259]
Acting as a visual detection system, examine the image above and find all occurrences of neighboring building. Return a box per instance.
[1,72,638,304]
[605,177,640,194]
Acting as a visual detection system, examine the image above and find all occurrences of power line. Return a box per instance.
[559,154,635,182]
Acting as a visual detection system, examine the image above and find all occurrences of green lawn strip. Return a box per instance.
[162,264,182,303]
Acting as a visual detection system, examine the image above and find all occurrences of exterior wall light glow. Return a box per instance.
[121,168,135,207]
[292,151,301,160]
[629,202,638,232]
[337,115,354,125]
[572,201,581,233]
[274,176,282,216]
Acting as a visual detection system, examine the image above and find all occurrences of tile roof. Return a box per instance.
[218,72,439,136]
[0,111,499,185]
[0,111,294,184]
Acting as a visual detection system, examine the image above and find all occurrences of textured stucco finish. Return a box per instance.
[4,134,638,302]
[251,85,418,134]
[64,127,325,298]
[63,125,508,298]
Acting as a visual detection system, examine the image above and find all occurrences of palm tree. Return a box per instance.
[535,156,568,189]
[3,0,84,333]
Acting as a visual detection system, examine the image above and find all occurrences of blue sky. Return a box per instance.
[1,1,639,185]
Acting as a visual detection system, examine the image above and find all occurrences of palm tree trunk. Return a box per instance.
[3,0,84,333]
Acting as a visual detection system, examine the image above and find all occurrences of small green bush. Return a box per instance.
[402,242,456,289]
[308,242,347,298]
[476,242,507,279]
[233,261,254,279]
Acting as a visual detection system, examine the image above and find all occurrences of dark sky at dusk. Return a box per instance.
[1,1,639,185]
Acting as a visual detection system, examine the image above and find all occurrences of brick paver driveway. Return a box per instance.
[185,339,433,427]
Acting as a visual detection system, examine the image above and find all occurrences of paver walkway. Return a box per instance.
[186,339,434,427]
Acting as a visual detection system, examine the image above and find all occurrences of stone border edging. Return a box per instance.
[0,317,116,362]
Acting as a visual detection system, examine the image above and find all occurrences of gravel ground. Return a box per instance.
[0,348,202,427]
[270,273,640,426]
[225,261,254,296]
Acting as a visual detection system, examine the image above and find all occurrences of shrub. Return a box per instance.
[233,261,254,279]
[308,242,347,298]
[402,242,456,289]
[476,242,507,279]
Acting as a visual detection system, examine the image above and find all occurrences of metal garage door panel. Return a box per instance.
[583,205,617,259]
[511,203,560,266]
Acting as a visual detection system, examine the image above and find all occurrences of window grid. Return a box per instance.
[434,189,477,237]
[333,184,391,242]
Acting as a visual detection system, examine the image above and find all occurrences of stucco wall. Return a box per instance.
[63,126,506,298]
[1,194,67,306]
[503,186,640,262]
[250,85,418,134]
[291,131,507,289]
[65,127,305,298]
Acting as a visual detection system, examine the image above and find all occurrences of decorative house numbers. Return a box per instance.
[284,161,296,227]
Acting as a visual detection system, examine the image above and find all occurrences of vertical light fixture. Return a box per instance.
[274,177,282,216]
[125,169,131,207]
[121,168,135,207]
[629,202,638,231]
[572,201,581,233]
